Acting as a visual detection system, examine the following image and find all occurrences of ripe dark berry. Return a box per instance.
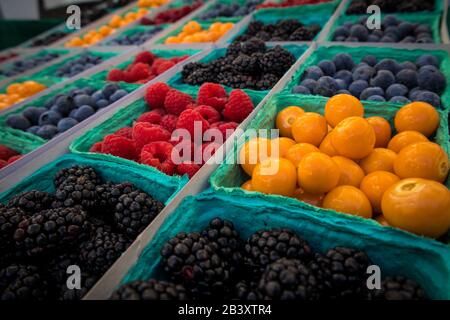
[7,190,54,214]
[0,264,48,300]
[110,279,189,300]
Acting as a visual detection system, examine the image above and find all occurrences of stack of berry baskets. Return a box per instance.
[69,81,264,183]
[90,48,202,85]
[0,154,185,300]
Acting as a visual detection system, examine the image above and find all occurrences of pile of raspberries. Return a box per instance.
[257,0,331,8]
[0,145,21,169]
[89,82,254,178]
[141,1,203,25]
[107,51,188,84]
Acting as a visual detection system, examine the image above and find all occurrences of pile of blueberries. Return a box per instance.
[106,27,163,46]
[333,16,434,44]
[0,52,60,77]
[198,0,262,19]
[6,84,129,140]
[346,0,435,14]
[30,31,67,47]
[54,53,105,78]
[292,53,446,108]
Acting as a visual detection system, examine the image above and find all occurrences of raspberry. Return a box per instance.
[107,69,125,82]
[197,83,228,111]
[194,105,221,124]
[176,109,210,139]
[164,89,195,116]
[132,122,171,152]
[155,60,176,75]
[211,121,239,141]
[177,161,201,178]
[89,141,103,153]
[222,89,254,122]
[0,145,19,161]
[145,82,171,109]
[128,63,152,82]
[0,159,7,169]
[160,114,178,132]
[150,58,167,74]
[102,134,138,161]
[171,55,188,64]
[114,126,133,139]
[134,51,156,65]
[201,142,221,164]
[7,155,21,164]
[136,109,166,125]
[140,141,175,175]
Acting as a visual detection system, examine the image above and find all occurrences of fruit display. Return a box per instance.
[65,9,149,47]
[105,26,164,45]
[181,40,296,90]
[238,94,450,239]
[197,0,262,20]
[28,30,68,47]
[0,164,164,300]
[346,0,436,14]
[164,21,234,44]
[141,1,202,25]
[86,82,254,178]
[0,52,61,77]
[235,19,321,42]
[332,16,435,43]
[0,145,21,169]
[0,81,47,110]
[257,0,332,9]
[111,217,427,300]
[292,52,447,108]
[53,53,106,78]
[5,84,130,139]
[106,51,189,84]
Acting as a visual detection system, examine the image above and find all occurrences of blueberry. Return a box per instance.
[83,86,95,95]
[313,76,338,97]
[409,87,423,100]
[74,94,95,108]
[23,107,46,125]
[69,108,78,118]
[6,115,31,130]
[380,35,396,43]
[415,91,441,108]
[349,24,368,41]
[361,55,377,67]
[374,59,400,74]
[335,79,348,90]
[36,124,57,139]
[367,95,386,102]
[304,66,324,81]
[396,69,418,89]
[383,15,398,28]
[419,65,438,73]
[102,83,120,98]
[384,27,400,40]
[346,37,359,42]
[337,89,351,95]
[332,53,355,71]
[318,60,336,76]
[27,126,40,134]
[352,65,375,82]
[55,95,75,115]
[39,110,62,126]
[389,96,411,104]
[418,68,446,94]
[370,70,395,89]
[415,24,431,34]
[417,37,433,44]
[360,87,385,100]
[349,80,369,98]
[398,22,414,38]
[96,99,110,109]
[74,105,95,122]
[335,36,346,41]
[333,26,350,39]
[109,89,128,103]
[399,61,417,71]
[386,84,408,100]
[92,90,105,101]
[292,85,311,95]
[367,34,380,42]
[300,79,317,92]
[400,36,415,43]
[416,54,439,68]
[57,117,79,132]
[334,70,353,85]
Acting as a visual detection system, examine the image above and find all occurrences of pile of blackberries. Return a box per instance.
[346,0,435,14]
[0,165,164,300]
[333,16,434,44]
[6,83,129,139]
[236,19,321,42]
[198,0,262,20]
[55,53,105,78]
[292,53,446,108]
[0,52,60,77]
[111,218,427,300]
[106,27,163,46]
[182,40,296,90]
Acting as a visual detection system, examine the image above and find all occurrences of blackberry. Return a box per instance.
[96,182,135,211]
[233,280,261,300]
[181,61,203,79]
[244,228,312,277]
[13,207,91,258]
[260,46,295,76]
[238,39,266,56]
[369,276,427,300]
[53,174,99,211]
[7,190,54,214]
[0,207,27,255]
[253,31,272,41]
[184,69,214,85]
[308,247,371,299]
[47,252,81,285]
[113,190,163,237]
[0,264,48,300]
[233,54,259,74]
[258,258,319,300]
[255,73,279,90]
[160,232,232,297]
[276,19,304,35]
[110,279,189,300]
[246,21,264,36]
[58,272,98,300]
[79,227,132,275]
[54,165,102,189]
[289,27,313,41]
